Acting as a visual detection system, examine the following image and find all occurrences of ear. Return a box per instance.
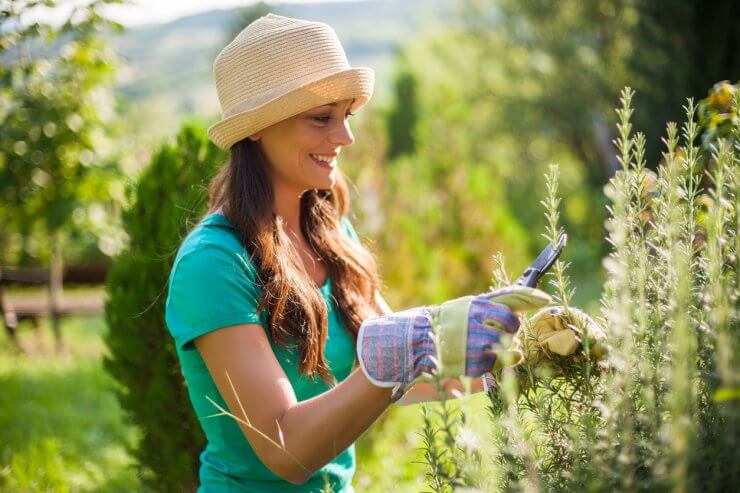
[248,131,263,141]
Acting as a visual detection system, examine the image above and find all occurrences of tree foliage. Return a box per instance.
[104,120,227,492]
[0,0,125,265]
[362,0,739,309]
[224,1,273,46]
[385,50,420,161]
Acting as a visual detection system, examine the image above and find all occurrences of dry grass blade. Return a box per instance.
[201,372,311,474]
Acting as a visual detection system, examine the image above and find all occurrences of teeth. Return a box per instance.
[311,154,334,163]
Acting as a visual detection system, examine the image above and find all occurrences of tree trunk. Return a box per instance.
[49,230,65,354]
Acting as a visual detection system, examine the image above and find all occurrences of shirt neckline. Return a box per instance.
[202,212,331,291]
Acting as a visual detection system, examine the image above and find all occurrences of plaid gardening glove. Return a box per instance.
[356,286,552,403]
[512,305,607,367]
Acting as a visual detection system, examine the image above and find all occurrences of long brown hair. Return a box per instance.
[206,137,382,386]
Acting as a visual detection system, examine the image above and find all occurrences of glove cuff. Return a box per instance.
[356,306,437,390]
[435,295,475,378]
[356,319,398,389]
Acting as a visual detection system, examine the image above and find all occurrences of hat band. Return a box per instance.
[222,65,351,119]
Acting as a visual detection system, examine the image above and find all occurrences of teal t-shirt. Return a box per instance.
[165,212,362,492]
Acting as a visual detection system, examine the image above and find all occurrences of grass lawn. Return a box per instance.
[0,309,439,491]
[0,315,140,492]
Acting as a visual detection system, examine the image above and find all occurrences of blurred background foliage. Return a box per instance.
[1,0,738,491]
[1,0,127,268]
[103,119,225,491]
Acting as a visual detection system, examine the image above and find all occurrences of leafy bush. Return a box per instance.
[103,120,226,491]
[418,85,738,492]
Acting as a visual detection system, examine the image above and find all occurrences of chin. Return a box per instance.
[315,174,336,189]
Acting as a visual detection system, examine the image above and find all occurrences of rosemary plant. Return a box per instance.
[418,85,738,492]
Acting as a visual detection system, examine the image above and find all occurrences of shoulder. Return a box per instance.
[177,214,244,259]
[169,215,262,290]
[165,216,265,350]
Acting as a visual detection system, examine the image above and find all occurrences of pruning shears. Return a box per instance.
[483,232,568,400]
[514,232,568,288]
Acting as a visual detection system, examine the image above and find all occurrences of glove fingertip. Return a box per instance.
[482,319,506,332]
[390,384,406,403]
[483,317,519,334]
[482,371,497,394]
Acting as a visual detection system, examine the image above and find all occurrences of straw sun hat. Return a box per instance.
[207,13,375,150]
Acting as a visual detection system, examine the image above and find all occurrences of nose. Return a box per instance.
[328,119,354,147]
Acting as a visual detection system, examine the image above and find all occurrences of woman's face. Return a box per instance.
[249,98,356,193]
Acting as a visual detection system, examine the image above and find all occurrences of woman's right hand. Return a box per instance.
[356,286,552,402]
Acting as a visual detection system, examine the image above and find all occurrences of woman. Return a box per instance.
[165,13,549,492]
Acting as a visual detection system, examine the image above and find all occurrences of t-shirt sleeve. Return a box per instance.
[341,216,392,314]
[165,242,264,351]
[340,215,362,245]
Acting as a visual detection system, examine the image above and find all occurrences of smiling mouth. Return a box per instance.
[310,154,336,169]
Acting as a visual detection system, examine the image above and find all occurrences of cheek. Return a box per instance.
[301,124,329,146]
[297,129,329,160]
[264,121,327,171]
[266,135,301,163]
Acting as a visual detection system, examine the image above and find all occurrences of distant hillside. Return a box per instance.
[108,0,458,146]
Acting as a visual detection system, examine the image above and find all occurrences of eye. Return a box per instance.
[312,112,355,123]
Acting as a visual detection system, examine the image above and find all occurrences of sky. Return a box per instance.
[22,0,366,28]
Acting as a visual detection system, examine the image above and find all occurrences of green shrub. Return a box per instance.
[419,85,738,492]
[103,120,226,491]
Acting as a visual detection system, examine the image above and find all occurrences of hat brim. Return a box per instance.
[207,67,374,150]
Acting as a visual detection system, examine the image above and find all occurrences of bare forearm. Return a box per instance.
[276,367,392,479]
